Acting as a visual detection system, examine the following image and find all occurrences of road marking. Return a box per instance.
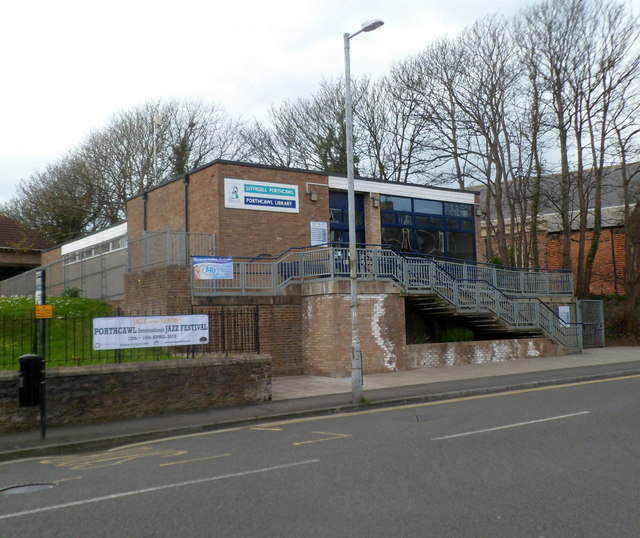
[15,374,629,458]
[431,411,591,441]
[293,432,351,446]
[0,459,320,521]
[52,476,83,484]
[251,426,283,431]
[159,453,231,467]
[250,375,639,430]
[112,426,246,450]
[38,447,188,470]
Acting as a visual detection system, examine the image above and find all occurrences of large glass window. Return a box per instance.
[329,191,365,245]
[414,199,443,215]
[380,195,412,212]
[380,194,475,260]
[447,232,475,260]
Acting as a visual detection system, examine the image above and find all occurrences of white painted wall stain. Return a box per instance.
[368,295,397,371]
[527,340,541,357]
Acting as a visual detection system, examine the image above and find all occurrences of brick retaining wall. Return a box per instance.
[0,355,271,433]
[403,337,563,369]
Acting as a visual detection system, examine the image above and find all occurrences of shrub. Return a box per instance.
[62,287,81,298]
[441,327,475,342]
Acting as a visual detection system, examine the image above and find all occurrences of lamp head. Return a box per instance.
[361,19,384,32]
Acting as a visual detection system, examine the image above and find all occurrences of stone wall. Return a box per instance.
[0,355,271,433]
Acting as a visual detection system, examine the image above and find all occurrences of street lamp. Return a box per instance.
[344,19,384,404]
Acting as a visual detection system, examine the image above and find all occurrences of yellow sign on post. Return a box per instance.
[35,305,54,319]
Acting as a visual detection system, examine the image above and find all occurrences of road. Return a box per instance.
[1,375,639,537]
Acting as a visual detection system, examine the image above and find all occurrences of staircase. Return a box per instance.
[194,245,582,353]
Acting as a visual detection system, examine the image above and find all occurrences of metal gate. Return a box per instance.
[577,300,605,348]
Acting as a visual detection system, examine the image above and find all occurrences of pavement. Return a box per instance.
[1,346,639,462]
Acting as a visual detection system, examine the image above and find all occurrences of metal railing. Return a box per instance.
[194,245,580,351]
[0,231,216,301]
[0,249,127,301]
[0,307,259,370]
[128,231,215,271]
[194,245,573,296]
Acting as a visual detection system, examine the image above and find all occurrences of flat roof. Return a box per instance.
[129,159,478,202]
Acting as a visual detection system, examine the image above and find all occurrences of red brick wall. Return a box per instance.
[41,246,62,266]
[258,304,303,375]
[127,163,331,258]
[547,228,626,295]
[124,266,192,313]
[303,292,405,377]
[214,164,329,257]
[480,224,627,295]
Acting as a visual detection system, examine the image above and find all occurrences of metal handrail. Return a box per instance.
[191,245,580,352]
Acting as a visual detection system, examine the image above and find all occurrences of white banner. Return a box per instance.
[193,256,234,280]
[93,315,209,350]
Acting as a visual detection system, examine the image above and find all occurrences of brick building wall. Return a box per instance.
[301,279,564,377]
[364,193,382,245]
[129,162,332,258]
[0,356,271,432]
[213,164,330,257]
[123,269,304,375]
[41,246,62,266]
[124,265,192,313]
[547,228,626,295]
[480,222,627,295]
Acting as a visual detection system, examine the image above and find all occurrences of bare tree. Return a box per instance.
[579,0,640,297]
[355,74,432,183]
[523,0,586,272]
[5,99,245,238]
[161,100,248,176]
[395,38,472,189]
[242,80,352,174]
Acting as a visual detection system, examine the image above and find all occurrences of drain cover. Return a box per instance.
[1,483,56,495]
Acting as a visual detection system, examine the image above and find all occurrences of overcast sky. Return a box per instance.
[1,0,638,205]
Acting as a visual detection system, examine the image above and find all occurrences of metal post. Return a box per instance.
[36,269,47,440]
[344,32,363,404]
[343,19,383,404]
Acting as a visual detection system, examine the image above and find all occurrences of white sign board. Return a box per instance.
[93,315,209,350]
[310,221,328,246]
[558,305,571,326]
[224,177,299,213]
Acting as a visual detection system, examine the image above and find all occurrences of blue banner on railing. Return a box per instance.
[193,256,234,280]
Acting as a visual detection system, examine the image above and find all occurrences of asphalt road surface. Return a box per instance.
[1,375,639,537]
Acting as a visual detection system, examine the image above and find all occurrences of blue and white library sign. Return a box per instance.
[224,178,299,213]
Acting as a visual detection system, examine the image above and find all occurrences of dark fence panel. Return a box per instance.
[0,307,259,370]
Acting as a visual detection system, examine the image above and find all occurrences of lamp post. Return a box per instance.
[344,19,384,404]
